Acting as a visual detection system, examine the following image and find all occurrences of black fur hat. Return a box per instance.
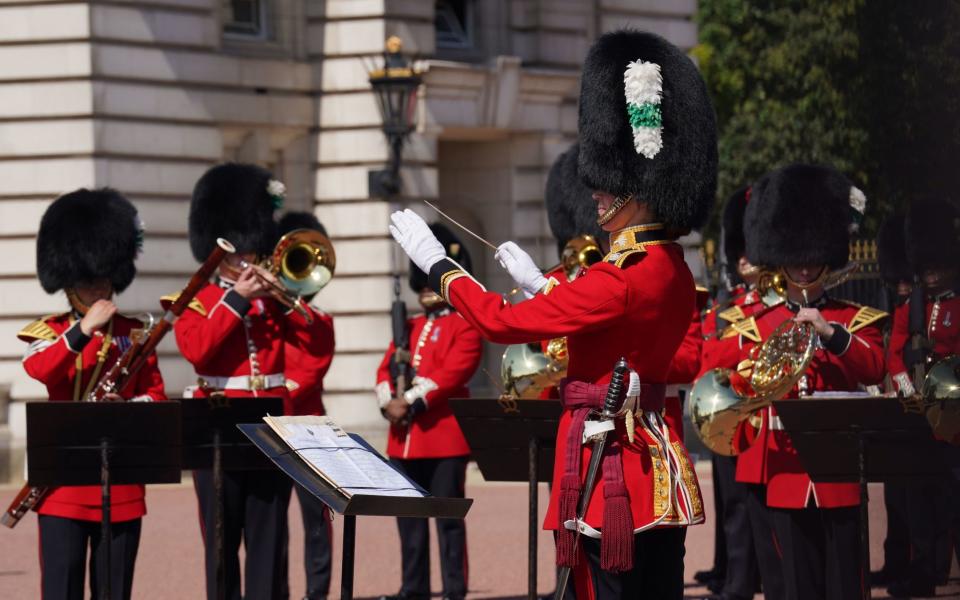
[745,164,863,270]
[277,211,327,237]
[37,188,142,294]
[409,223,472,293]
[721,185,750,279]
[877,213,911,285]
[546,143,604,258]
[905,197,960,272]
[189,162,280,262]
[577,30,718,231]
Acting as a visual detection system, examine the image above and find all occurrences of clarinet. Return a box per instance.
[2,239,235,529]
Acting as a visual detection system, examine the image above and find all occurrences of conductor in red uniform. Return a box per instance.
[375,224,482,600]
[21,189,166,600]
[172,163,331,600]
[730,164,886,600]
[391,30,717,599]
[276,211,337,600]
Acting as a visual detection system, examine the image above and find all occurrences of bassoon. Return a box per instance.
[1,238,236,528]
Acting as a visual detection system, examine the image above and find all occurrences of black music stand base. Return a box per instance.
[26,403,181,600]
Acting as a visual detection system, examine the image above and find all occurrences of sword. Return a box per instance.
[555,357,629,600]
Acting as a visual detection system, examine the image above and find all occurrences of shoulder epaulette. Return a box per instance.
[847,305,888,333]
[718,305,746,324]
[18,316,60,342]
[727,316,762,343]
[605,248,647,268]
[160,293,207,316]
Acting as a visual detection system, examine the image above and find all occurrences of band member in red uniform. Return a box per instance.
[276,211,337,600]
[172,164,330,600]
[873,213,912,589]
[21,188,165,600]
[375,224,482,600]
[884,198,960,598]
[391,30,716,599]
[731,164,886,600]
[698,186,774,600]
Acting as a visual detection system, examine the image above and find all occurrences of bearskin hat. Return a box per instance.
[877,213,911,285]
[546,143,604,258]
[189,162,279,262]
[745,164,862,270]
[577,30,718,231]
[905,197,960,272]
[409,223,472,293]
[37,188,142,294]
[277,211,328,238]
[721,185,750,279]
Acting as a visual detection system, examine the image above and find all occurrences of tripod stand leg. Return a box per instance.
[341,514,356,600]
[100,437,112,600]
[529,437,539,600]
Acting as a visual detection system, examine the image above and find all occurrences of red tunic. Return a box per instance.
[887,291,960,393]
[171,282,329,402]
[20,313,166,522]
[537,265,571,400]
[430,228,705,532]
[661,288,709,442]
[698,287,770,376]
[376,309,482,459]
[732,299,886,508]
[284,310,335,416]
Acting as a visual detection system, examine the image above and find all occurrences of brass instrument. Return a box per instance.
[236,229,336,324]
[690,317,817,455]
[912,355,960,443]
[499,236,601,398]
[501,339,568,399]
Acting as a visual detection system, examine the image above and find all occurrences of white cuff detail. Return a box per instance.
[375,381,393,409]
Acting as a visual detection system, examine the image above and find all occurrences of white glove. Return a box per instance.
[496,241,548,298]
[389,209,447,274]
[375,381,393,409]
[403,376,438,405]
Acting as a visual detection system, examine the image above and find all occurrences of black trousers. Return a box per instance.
[904,479,952,587]
[194,468,292,600]
[769,505,861,600]
[38,514,141,600]
[390,456,468,599]
[881,482,909,578]
[710,454,729,577]
[293,483,333,600]
[579,527,686,600]
[744,484,786,600]
[715,455,758,600]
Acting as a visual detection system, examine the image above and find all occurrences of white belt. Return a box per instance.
[197,373,286,391]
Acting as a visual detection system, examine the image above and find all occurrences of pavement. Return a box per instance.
[0,464,957,599]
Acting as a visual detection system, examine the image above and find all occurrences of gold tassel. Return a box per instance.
[625,409,635,444]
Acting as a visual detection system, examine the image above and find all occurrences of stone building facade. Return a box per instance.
[0,0,699,478]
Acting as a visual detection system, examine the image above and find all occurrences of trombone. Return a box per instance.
[233,229,337,324]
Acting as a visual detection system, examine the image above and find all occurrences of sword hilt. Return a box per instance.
[601,357,629,419]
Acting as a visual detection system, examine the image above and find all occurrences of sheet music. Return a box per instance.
[264,415,423,498]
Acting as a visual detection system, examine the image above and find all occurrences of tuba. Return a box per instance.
[500,235,602,398]
[232,229,337,323]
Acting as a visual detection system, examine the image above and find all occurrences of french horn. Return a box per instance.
[915,355,960,444]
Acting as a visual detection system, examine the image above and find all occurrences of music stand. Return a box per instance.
[450,398,562,600]
[26,402,181,600]
[179,396,282,600]
[239,423,472,600]
[773,396,949,600]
